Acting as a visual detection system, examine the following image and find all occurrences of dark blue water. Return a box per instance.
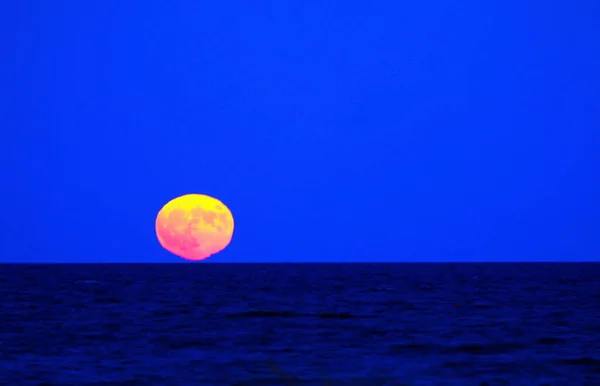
[1,263,599,385]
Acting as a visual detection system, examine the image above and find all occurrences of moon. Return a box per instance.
[155,194,234,261]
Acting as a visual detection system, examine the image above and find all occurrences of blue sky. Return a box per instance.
[2,1,599,262]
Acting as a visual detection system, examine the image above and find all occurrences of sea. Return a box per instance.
[0,263,599,385]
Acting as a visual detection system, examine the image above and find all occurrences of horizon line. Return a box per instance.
[0,261,598,264]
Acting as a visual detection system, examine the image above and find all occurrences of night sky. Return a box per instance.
[3,1,599,262]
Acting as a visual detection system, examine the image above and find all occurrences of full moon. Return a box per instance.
[155,194,234,261]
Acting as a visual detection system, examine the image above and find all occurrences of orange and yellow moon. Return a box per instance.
[155,194,234,261]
